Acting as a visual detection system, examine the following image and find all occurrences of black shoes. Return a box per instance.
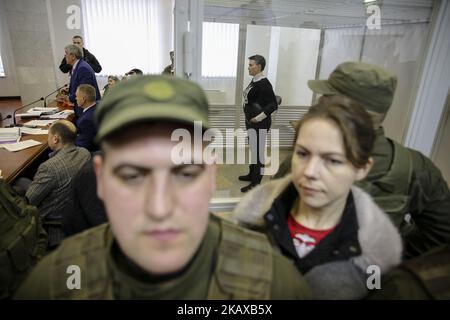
[240,182,258,193]
[238,174,252,181]
[240,164,263,193]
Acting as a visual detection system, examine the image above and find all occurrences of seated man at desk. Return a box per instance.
[24,120,91,250]
[75,84,98,151]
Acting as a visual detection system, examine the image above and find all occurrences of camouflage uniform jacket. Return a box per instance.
[360,128,450,258]
[14,215,311,300]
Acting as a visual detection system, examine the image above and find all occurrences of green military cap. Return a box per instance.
[95,75,209,142]
[308,61,397,114]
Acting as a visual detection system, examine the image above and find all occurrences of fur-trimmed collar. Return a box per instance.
[233,174,403,280]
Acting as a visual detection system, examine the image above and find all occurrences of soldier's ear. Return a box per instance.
[355,157,373,181]
[93,154,105,200]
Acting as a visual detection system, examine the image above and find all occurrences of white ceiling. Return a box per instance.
[204,0,435,28]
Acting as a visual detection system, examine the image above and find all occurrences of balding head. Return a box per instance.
[49,120,77,146]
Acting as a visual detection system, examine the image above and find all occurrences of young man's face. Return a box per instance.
[94,123,216,275]
[72,37,83,48]
[107,78,117,86]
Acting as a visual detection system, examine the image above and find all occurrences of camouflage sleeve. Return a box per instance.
[13,253,53,299]
[270,252,312,299]
[404,150,450,257]
[368,268,432,300]
[35,215,48,260]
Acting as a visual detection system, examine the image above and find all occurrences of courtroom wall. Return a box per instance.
[2,0,57,104]
[0,0,20,97]
[47,0,82,87]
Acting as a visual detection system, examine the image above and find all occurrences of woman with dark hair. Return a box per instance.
[234,96,402,299]
[240,54,278,193]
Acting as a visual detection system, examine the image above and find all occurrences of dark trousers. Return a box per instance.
[246,122,269,184]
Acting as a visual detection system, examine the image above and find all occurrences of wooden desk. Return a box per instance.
[0,134,49,183]
[0,100,73,183]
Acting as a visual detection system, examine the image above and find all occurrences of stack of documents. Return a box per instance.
[33,107,59,115]
[24,119,57,127]
[20,127,49,135]
[15,107,59,118]
[0,140,42,152]
[0,127,21,144]
[41,109,74,119]
[15,110,43,117]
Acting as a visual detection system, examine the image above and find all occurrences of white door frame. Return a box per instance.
[174,0,203,83]
[405,0,450,156]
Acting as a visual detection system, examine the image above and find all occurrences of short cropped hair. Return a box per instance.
[65,44,83,59]
[126,68,143,76]
[108,75,120,82]
[72,35,83,41]
[248,54,266,71]
[77,84,96,102]
[49,120,77,145]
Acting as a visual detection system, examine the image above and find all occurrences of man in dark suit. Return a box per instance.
[64,44,101,117]
[62,152,107,237]
[75,84,98,151]
[59,35,102,74]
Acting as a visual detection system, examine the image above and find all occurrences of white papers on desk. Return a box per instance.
[0,139,41,152]
[15,111,43,117]
[15,107,59,118]
[33,107,59,112]
[41,109,74,119]
[20,127,49,135]
[0,127,21,144]
[24,119,57,127]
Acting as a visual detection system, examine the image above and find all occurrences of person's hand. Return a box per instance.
[250,117,259,123]
[56,95,69,103]
[58,85,69,95]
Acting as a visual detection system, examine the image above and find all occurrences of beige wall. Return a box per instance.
[47,0,82,87]
[0,0,20,96]
[0,0,85,98]
[2,0,57,104]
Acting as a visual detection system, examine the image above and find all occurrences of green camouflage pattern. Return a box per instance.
[14,215,311,300]
[0,178,47,299]
[307,61,397,114]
